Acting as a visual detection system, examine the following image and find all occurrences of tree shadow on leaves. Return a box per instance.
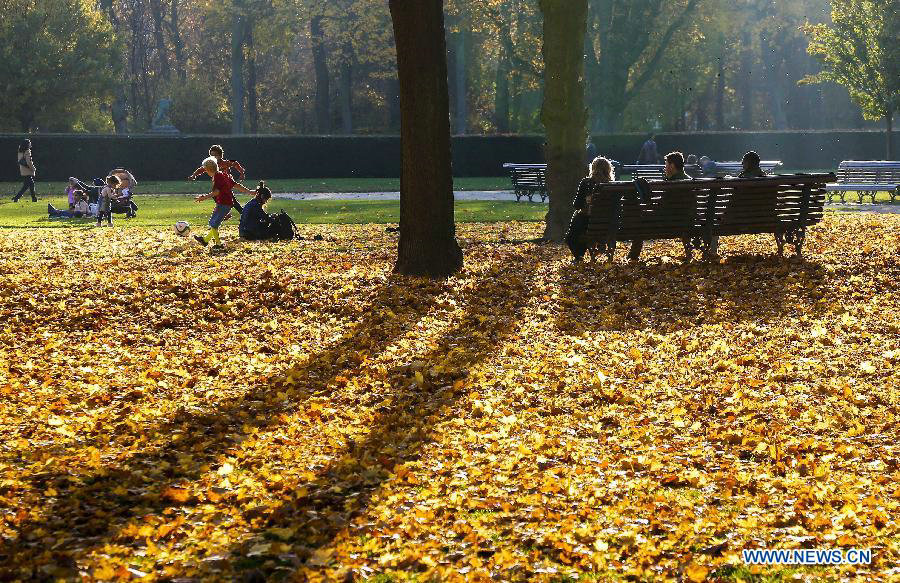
[0,274,448,581]
[184,252,540,580]
[555,254,829,336]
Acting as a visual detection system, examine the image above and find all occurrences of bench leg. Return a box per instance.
[774,231,785,257]
[892,189,899,204]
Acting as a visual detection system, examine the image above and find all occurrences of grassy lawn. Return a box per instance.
[1,216,897,581]
[0,176,511,197]
[0,195,545,228]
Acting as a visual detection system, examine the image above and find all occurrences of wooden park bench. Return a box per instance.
[622,164,702,180]
[825,161,900,203]
[502,163,548,202]
[580,173,834,262]
[708,160,783,177]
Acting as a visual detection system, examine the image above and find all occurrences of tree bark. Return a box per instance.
[539,0,588,242]
[231,0,246,134]
[310,15,331,134]
[388,0,463,278]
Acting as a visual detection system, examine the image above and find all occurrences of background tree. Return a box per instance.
[802,0,899,157]
[388,0,463,277]
[0,0,118,132]
[539,0,588,242]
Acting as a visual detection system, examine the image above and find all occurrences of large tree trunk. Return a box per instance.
[310,15,331,134]
[231,0,246,134]
[539,0,589,242]
[388,0,463,278]
[738,32,754,130]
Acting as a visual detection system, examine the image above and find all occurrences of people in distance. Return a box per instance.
[189,144,246,214]
[566,156,616,263]
[637,133,661,164]
[13,139,37,202]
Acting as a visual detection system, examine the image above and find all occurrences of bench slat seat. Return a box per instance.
[580,174,834,261]
[826,161,900,203]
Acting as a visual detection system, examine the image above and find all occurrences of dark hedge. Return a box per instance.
[1,131,895,182]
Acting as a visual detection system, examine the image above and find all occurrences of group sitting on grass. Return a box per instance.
[565,150,770,262]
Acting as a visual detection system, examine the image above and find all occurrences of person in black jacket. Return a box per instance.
[239,182,276,240]
[566,156,615,262]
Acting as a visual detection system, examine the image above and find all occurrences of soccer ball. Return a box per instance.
[174,221,191,237]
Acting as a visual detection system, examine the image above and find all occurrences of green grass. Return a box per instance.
[0,176,510,197]
[0,195,545,229]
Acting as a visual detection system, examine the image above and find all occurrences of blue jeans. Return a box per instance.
[209,203,232,228]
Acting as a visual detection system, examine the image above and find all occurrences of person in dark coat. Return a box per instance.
[738,151,767,178]
[566,157,615,262]
[239,182,277,240]
[628,151,692,261]
[637,133,660,164]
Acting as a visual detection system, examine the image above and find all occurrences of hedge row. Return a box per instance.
[1,131,895,182]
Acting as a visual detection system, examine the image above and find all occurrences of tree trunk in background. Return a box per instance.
[759,32,787,130]
[738,32,754,130]
[454,27,468,135]
[169,0,186,81]
[247,29,259,134]
[715,57,725,130]
[310,15,331,134]
[340,42,354,134]
[386,76,401,132]
[388,0,463,277]
[539,0,588,242]
[102,0,129,133]
[887,111,894,159]
[149,0,170,81]
[231,0,246,134]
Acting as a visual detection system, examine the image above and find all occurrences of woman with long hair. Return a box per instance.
[566,156,615,262]
[13,139,37,202]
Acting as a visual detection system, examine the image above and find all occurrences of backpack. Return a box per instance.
[272,210,298,241]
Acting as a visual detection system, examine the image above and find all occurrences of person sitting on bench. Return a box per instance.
[628,151,692,261]
[566,156,615,262]
[738,151,767,178]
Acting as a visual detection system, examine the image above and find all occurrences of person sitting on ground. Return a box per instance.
[628,151,692,262]
[737,151,767,178]
[239,182,278,240]
[637,133,660,164]
[566,157,615,263]
[48,191,90,219]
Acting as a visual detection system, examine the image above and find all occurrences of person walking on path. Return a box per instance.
[189,145,246,214]
[13,140,37,202]
[637,133,661,165]
[194,157,253,249]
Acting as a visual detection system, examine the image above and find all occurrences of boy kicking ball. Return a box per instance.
[194,157,253,249]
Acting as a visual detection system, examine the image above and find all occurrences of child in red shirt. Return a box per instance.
[189,144,246,214]
[194,157,252,248]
